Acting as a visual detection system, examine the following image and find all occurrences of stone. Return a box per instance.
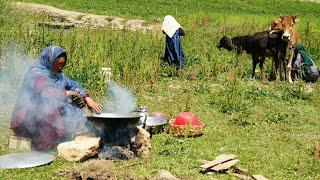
[151,170,178,180]
[131,126,151,157]
[57,136,100,162]
[8,136,31,151]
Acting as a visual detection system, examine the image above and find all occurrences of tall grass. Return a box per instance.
[1,2,320,99]
[1,1,320,179]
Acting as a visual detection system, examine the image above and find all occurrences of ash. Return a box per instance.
[98,124,138,160]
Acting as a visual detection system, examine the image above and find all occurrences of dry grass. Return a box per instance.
[55,159,137,179]
[311,142,320,164]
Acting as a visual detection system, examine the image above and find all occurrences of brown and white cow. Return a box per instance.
[270,15,299,83]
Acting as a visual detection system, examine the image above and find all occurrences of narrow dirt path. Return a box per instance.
[303,0,320,3]
[11,2,160,32]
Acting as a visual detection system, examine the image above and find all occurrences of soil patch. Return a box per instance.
[55,159,137,180]
[11,2,160,32]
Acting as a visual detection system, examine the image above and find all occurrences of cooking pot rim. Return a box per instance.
[89,112,141,119]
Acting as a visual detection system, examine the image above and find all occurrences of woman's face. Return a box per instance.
[52,56,66,74]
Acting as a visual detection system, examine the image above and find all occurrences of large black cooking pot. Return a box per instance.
[87,113,142,129]
[87,113,142,147]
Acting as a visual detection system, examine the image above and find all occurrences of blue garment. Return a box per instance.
[35,45,88,97]
[11,45,87,149]
[164,30,185,68]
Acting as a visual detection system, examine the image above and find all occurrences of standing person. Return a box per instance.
[10,45,103,150]
[292,44,319,83]
[161,15,185,69]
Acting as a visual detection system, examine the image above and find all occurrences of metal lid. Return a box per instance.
[145,116,167,126]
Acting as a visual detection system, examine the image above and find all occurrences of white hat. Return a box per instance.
[161,15,182,38]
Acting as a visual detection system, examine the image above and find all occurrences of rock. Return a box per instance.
[57,136,100,162]
[131,126,151,157]
[152,170,178,180]
[8,136,31,151]
[38,22,75,29]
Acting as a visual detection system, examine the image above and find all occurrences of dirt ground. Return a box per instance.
[304,0,320,3]
[11,2,160,32]
[55,159,138,180]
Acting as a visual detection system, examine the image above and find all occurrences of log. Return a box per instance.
[211,159,239,171]
[200,154,237,169]
[252,174,268,180]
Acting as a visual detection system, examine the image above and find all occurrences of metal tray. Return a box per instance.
[0,151,54,169]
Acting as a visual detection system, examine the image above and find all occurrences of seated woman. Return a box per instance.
[161,15,185,69]
[11,45,103,150]
[292,44,319,83]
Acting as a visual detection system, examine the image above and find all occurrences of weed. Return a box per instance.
[229,112,255,126]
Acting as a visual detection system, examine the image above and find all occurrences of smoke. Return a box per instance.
[0,46,34,121]
[0,44,88,149]
[103,80,137,114]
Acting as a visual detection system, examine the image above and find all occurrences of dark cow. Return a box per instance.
[217,30,283,78]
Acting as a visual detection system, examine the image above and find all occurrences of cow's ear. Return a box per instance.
[270,19,281,30]
[293,15,299,23]
[270,20,276,29]
[270,20,275,29]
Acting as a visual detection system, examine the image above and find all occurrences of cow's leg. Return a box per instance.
[274,54,281,81]
[235,48,242,66]
[282,56,287,81]
[279,54,284,81]
[259,57,265,80]
[286,49,294,83]
[269,59,276,80]
[277,51,287,81]
[252,55,258,78]
[269,50,278,81]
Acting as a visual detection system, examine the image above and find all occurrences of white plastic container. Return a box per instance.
[101,67,112,82]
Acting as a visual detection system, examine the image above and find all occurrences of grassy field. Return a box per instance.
[1,0,320,179]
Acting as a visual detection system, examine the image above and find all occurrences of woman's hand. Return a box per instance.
[84,97,103,113]
[67,91,86,108]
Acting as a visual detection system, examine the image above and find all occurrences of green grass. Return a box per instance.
[1,0,320,179]
[17,0,320,21]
